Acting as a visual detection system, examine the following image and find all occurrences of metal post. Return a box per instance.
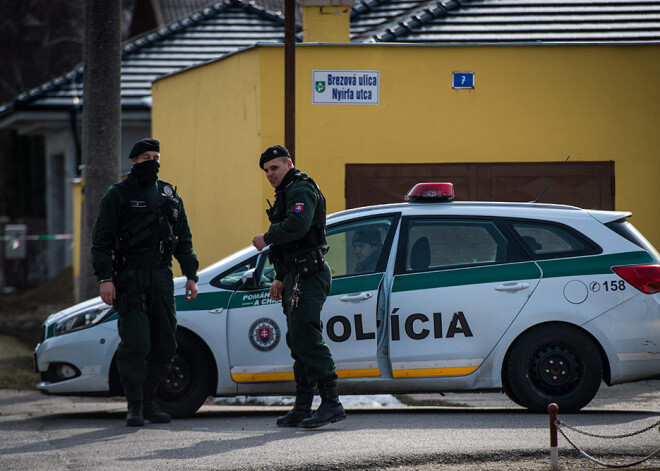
[548,403,559,471]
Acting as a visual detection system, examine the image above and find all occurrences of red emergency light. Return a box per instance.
[405,182,455,202]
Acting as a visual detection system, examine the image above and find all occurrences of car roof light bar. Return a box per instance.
[405,182,455,202]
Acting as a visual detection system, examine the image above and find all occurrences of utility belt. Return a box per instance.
[115,257,172,273]
[282,248,326,278]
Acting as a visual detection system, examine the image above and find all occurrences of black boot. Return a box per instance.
[300,379,346,429]
[143,398,172,424]
[276,385,316,427]
[126,400,144,427]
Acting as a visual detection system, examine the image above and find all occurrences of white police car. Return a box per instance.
[34,183,660,417]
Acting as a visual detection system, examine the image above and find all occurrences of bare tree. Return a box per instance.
[78,0,121,301]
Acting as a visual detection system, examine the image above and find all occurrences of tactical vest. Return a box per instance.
[268,172,327,265]
[113,178,180,268]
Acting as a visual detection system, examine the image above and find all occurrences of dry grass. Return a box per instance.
[0,267,75,390]
[0,334,38,390]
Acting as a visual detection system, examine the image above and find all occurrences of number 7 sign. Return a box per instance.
[453,72,474,89]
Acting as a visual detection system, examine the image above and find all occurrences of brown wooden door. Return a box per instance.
[345,162,614,210]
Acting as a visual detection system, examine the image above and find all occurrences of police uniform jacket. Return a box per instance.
[263,169,325,282]
[91,173,199,282]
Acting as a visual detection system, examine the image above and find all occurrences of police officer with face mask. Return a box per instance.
[92,138,199,426]
[252,145,346,428]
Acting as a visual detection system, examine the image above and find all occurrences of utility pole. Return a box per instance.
[284,0,296,164]
[78,0,122,301]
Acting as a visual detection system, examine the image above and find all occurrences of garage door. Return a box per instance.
[345,162,614,210]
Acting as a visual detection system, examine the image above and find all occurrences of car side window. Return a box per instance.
[210,256,257,290]
[506,220,600,259]
[325,216,396,278]
[399,218,509,273]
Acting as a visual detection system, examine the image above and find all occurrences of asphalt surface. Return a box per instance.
[1,381,660,471]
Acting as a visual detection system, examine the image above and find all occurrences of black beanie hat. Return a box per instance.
[352,228,381,247]
[129,138,160,160]
[260,145,290,169]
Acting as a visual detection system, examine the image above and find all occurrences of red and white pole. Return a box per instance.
[548,403,559,471]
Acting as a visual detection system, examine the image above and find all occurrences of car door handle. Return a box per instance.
[495,282,530,292]
[339,292,373,302]
[209,307,224,313]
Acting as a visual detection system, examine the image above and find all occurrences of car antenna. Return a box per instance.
[533,155,570,203]
[489,176,494,202]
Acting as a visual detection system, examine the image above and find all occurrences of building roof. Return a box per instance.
[351,0,432,38]
[2,0,659,119]
[368,0,660,43]
[160,0,222,23]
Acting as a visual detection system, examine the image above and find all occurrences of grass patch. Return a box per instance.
[0,335,38,390]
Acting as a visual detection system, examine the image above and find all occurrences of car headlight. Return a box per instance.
[53,305,112,336]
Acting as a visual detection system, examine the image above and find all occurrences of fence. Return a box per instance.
[548,403,660,470]
[0,223,73,290]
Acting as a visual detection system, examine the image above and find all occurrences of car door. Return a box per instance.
[388,216,541,379]
[322,214,399,379]
[225,254,293,383]
[225,214,399,385]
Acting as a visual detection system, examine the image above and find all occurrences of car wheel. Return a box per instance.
[156,331,214,418]
[501,371,525,408]
[504,324,602,413]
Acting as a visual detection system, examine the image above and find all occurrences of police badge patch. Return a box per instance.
[249,318,281,352]
[294,202,305,213]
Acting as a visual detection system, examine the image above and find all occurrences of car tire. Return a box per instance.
[504,323,602,413]
[156,331,214,418]
[501,371,525,408]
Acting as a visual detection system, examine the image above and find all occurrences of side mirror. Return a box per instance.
[240,268,258,290]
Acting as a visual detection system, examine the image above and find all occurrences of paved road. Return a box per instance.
[1,381,660,471]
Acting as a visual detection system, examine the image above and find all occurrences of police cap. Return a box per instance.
[260,145,290,169]
[129,138,160,160]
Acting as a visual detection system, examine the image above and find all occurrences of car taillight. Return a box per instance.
[612,265,660,294]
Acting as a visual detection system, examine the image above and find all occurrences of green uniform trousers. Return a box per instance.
[114,266,177,402]
[282,263,337,387]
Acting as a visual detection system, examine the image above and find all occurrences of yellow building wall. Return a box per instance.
[70,178,83,300]
[154,43,660,270]
[153,48,268,274]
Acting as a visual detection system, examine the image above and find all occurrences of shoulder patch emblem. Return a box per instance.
[294,203,305,213]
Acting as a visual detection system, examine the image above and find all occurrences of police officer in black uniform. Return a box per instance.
[252,145,346,428]
[92,138,199,426]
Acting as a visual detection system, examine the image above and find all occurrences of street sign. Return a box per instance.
[313,70,380,105]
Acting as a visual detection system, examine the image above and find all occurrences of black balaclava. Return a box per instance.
[131,159,160,186]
